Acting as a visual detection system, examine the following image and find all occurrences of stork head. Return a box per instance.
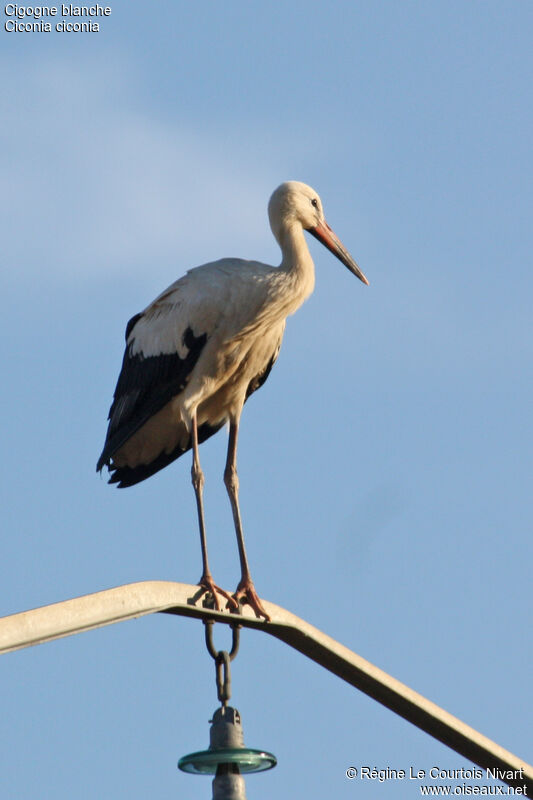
[268,181,369,285]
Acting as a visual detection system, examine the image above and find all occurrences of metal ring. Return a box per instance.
[215,650,232,704]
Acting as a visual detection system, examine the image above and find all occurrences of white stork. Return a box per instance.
[97,181,369,620]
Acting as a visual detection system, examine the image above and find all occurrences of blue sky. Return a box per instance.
[1,2,532,797]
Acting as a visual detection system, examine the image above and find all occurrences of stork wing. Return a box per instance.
[96,304,207,472]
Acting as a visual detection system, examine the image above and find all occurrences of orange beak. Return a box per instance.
[308,220,369,285]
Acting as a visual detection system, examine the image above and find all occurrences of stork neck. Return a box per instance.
[278,221,315,302]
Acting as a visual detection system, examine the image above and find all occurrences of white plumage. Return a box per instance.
[97,181,368,619]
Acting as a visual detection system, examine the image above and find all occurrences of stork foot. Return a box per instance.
[198,574,239,612]
[234,577,270,621]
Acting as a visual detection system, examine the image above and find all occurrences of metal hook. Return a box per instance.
[204,620,241,662]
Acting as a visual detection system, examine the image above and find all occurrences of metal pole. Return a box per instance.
[0,580,531,795]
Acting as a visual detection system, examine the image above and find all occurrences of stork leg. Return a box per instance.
[191,412,237,611]
[224,417,270,621]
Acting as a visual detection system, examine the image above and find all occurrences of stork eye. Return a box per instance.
[311,198,318,208]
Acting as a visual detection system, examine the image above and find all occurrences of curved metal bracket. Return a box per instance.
[0,580,530,795]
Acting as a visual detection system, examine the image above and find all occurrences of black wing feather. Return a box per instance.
[106,419,224,488]
[96,317,207,472]
[245,347,279,400]
[125,312,143,341]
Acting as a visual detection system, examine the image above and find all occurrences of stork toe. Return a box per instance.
[198,575,239,611]
[233,578,270,621]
